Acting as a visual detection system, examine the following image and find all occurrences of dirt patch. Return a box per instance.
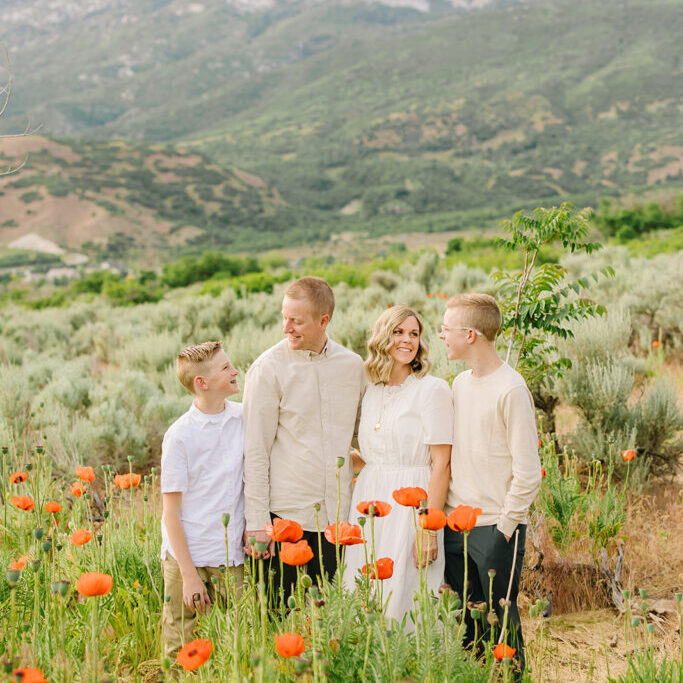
[533,111,563,132]
[0,136,81,164]
[232,167,266,188]
[543,167,563,180]
[480,129,525,151]
[572,160,587,176]
[648,160,683,184]
[361,129,403,148]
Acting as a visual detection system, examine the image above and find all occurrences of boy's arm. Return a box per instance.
[498,385,542,540]
[163,492,211,613]
[242,360,279,557]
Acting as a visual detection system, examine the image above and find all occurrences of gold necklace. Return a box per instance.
[374,384,386,431]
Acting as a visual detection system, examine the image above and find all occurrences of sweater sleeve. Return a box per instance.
[242,359,280,530]
[497,384,542,538]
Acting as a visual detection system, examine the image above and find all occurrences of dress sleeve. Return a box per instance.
[421,378,454,445]
[160,431,188,494]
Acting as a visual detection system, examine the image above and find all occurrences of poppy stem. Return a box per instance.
[459,530,469,638]
[497,529,520,648]
[314,506,325,592]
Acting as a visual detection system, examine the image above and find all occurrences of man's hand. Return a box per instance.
[182,569,211,613]
[244,529,275,559]
[412,533,438,569]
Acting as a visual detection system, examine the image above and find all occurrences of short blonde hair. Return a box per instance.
[446,293,501,341]
[284,277,335,318]
[176,341,223,395]
[365,305,431,384]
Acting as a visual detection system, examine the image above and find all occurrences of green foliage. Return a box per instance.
[19,190,43,203]
[595,194,683,238]
[161,251,261,288]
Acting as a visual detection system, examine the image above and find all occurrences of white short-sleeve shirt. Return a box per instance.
[160,400,245,567]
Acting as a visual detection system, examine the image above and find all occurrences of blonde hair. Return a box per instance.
[284,277,335,318]
[176,341,223,394]
[365,305,431,384]
[446,293,501,341]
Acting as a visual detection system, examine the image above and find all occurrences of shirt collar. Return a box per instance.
[293,337,330,360]
[189,399,239,427]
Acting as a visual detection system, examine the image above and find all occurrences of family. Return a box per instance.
[159,276,542,671]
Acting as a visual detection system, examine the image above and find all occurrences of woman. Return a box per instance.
[343,305,453,627]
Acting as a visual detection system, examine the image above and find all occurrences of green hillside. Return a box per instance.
[1,0,682,255]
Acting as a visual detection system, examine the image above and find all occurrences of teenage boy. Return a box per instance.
[440,294,541,671]
[160,341,245,658]
[242,277,364,596]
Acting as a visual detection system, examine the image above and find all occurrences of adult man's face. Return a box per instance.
[282,295,329,352]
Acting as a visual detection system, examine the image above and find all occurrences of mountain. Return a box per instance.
[1,0,681,259]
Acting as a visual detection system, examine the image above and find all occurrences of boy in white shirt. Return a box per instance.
[440,294,541,672]
[160,341,245,657]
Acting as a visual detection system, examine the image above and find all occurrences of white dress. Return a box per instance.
[343,373,454,627]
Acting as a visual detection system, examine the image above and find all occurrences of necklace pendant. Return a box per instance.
[374,421,381,431]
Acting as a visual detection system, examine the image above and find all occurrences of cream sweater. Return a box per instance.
[446,361,541,538]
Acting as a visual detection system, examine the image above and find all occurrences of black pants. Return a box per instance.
[268,517,338,602]
[444,524,527,670]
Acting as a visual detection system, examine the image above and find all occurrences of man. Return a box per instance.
[242,276,364,595]
[440,293,541,671]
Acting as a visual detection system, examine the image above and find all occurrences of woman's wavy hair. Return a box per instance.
[365,305,431,384]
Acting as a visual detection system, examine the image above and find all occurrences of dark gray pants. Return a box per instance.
[444,524,527,670]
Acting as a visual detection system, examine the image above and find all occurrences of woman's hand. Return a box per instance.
[413,532,438,568]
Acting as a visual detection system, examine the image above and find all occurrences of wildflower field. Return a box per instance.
[0,214,682,682]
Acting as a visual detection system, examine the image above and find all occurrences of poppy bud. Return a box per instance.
[222,513,230,527]
[622,589,631,600]
[165,595,171,603]
[639,588,647,599]
[127,456,134,462]
[30,559,41,572]
[57,580,70,596]
[357,517,366,527]
[248,536,256,546]
[26,463,33,471]
[646,624,655,634]
[631,617,641,627]
[313,503,320,512]
[301,575,312,589]
[41,541,52,553]
[488,569,496,578]
[143,496,148,502]
[56,544,63,551]
[251,655,261,667]
[676,593,682,604]
[211,576,218,585]
[104,510,110,519]
[529,605,537,618]
[287,596,297,609]
[151,467,157,475]
[470,608,481,619]
[336,457,345,468]
[51,581,61,593]
[162,657,171,670]
[487,611,499,626]
[97,535,103,544]
[499,597,511,608]
[33,528,44,540]
[7,569,20,586]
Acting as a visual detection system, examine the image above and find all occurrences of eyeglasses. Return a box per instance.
[440,325,482,336]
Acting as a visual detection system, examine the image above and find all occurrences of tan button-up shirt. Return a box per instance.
[243,338,364,531]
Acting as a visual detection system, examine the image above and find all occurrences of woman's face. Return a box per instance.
[389,315,420,367]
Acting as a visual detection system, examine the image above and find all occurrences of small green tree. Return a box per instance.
[492,203,614,430]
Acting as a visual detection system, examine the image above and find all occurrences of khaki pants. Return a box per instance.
[161,556,244,658]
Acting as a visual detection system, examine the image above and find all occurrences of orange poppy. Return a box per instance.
[267,518,304,543]
[11,495,34,511]
[113,473,141,489]
[538,438,542,448]
[419,508,447,530]
[9,471,28,485]
[275,632,305,658]
[652,340,660,349]
[70,481,84,497]
[12,668,48,683]
[446,505,482,532]
[621,449,636,462]
[541,468,547,479]
[362,557,394,580]
[356,500,392,517]
[69,529,92,546]
[177,638,213,671]
[10,554,31,571]
[324,522,365,546]
[392,487,427,508]
[75,571,113,597]
[45,501,62,514]
[427,293,433,299]
[76,466,95,482]
[493,643,516,660]
[279,539,314,566]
